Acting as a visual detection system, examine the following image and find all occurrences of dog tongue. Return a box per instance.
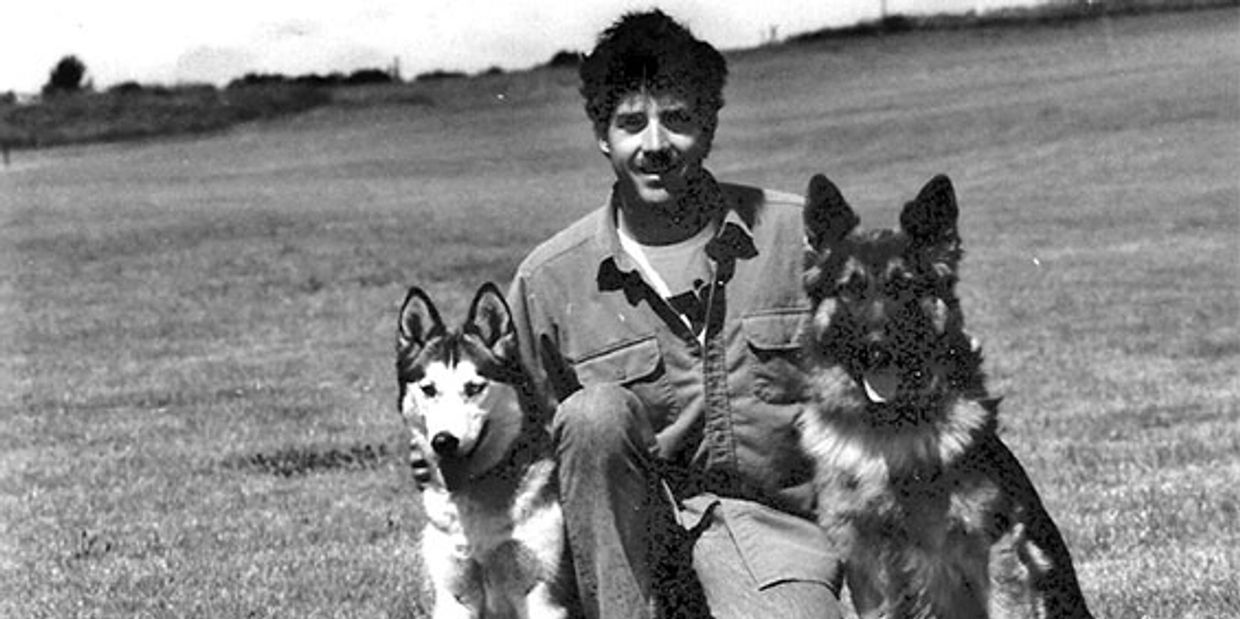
[862,369,902,403]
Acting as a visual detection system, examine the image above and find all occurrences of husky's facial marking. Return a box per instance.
[406,357,525,465]
[413,359,490,458]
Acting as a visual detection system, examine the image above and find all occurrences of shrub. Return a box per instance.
[546,50,582,68]
[293,73,345,87]
[43,55,88,97]
[415,69,467,82]
[344,68,394,86]
[227,73,290,89]
[109,81,144,96]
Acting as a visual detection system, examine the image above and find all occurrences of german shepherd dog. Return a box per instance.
[797,175,1093,618]
[397,283,575,619]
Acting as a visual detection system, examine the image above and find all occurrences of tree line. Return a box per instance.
[28,49,585,100]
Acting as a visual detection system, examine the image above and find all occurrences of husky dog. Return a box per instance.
[797,175,1093,619]
[397,283,574,619]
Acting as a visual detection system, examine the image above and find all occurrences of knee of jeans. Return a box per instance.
[553,384,650,457]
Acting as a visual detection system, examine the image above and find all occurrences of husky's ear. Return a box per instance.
[901,174,959,246]
[466,282,516,357]
[804,174,859,251]
[398,286,445,353]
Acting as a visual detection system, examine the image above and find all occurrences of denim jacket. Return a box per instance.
[507,173,837,589]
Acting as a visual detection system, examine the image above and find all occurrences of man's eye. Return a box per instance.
[614,113,646,132]
[419,384,438,398]
[662,110,696,132]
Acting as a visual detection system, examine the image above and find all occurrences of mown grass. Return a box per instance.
[2,7,1238,618]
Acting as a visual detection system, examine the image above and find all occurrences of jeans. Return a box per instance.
[554,384,842,619]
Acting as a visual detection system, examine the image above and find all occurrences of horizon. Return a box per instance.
[3,0,1047,95]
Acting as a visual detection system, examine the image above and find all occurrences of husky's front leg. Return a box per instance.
[522,581,567,619]
[422,514,483,619]
[431,583,479,619]
[426,543,483,619]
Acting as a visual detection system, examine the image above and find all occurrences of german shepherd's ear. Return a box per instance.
[466,282,516,359]
[804,174,859,251]
[398,286,445,353]
[901,174,959,246]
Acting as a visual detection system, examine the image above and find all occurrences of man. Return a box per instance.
[504,10,844,619]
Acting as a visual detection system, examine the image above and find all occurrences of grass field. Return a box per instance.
[3,7,1238,618]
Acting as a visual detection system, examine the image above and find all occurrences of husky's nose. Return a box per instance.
[431,432,460,456]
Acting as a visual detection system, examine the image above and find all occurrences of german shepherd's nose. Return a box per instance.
[431,432,460,456]
[864,343,894,369]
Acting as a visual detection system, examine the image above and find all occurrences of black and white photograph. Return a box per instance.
[2,1,1236,617]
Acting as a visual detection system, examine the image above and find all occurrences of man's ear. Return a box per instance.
[593,116,616,155]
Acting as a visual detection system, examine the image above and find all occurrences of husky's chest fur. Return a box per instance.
[421,438,561,557]
[421,453,565,609]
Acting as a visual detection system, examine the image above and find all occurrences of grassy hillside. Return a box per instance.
[3,7,1237,618]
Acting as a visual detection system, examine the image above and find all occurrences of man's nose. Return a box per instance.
[640,119,670,152]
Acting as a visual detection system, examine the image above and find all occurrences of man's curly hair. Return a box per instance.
[579,10,728,140]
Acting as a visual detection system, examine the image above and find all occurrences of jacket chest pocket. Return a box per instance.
[570,337,677,425]
[743,311,811,405]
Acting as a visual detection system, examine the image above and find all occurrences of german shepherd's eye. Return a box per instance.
[886,272,920,297]
[419,383,439,398]
[463,381,487,398]
[839,272,867,298]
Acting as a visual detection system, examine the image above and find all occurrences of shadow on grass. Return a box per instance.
[227,442,393,477]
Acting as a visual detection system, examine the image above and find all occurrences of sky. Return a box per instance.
[2,0,1044,94]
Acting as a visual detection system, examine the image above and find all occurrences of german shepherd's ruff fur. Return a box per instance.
[397,283,576,619]
[797,175,1093,618]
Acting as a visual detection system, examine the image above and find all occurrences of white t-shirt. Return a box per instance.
[617,219,717,335]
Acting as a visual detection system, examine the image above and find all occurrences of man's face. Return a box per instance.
[598,90,710,215]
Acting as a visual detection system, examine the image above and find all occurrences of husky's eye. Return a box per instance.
[419,383,438,398]
[463,381,486,398]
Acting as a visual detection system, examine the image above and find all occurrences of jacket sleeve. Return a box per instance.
[506,272,581,419]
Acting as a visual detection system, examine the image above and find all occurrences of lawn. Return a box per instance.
[2,7,1237,617]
